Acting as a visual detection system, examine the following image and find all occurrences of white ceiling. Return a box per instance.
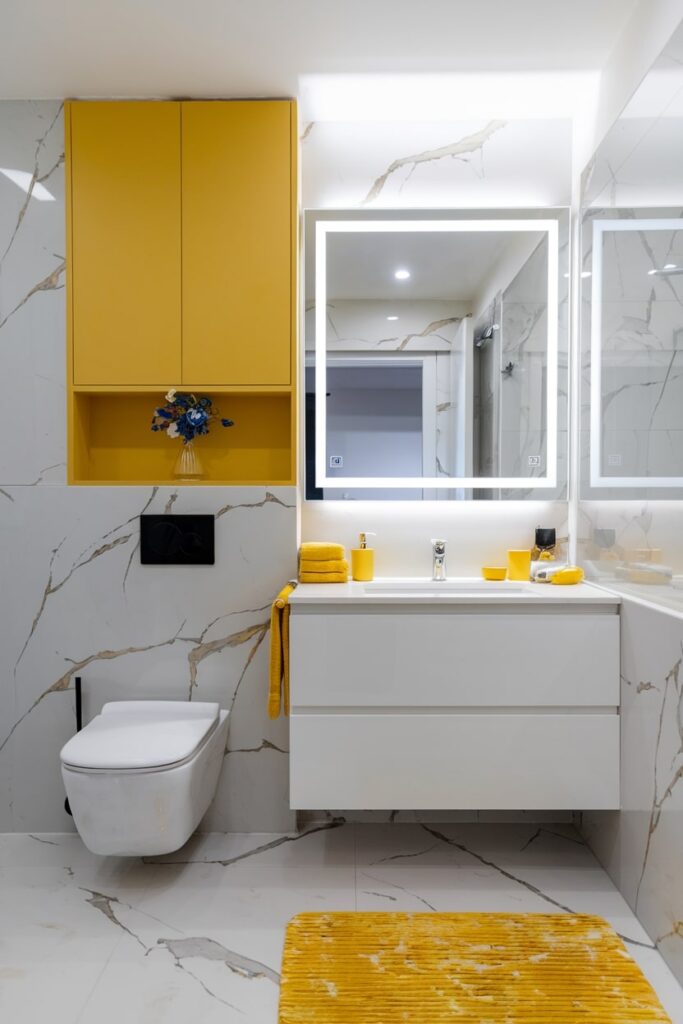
[0,0,637,100]
[324,230,544,301]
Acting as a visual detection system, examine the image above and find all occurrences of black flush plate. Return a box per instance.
[140,514,215,565]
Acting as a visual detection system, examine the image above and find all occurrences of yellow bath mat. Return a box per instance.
[279,912,671,1023]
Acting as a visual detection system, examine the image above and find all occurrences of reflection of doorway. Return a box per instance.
[305,357,436,500]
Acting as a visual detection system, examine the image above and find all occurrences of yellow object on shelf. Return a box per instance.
[269,582,295,719]
[551,566,585,585]
[507,549,531,581]
[481,566,507,581]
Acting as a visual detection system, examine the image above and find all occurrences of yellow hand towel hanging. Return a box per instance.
[269,583,295,718]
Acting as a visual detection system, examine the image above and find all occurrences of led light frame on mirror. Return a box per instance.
[590,218,683,488]
[315,218,560,489]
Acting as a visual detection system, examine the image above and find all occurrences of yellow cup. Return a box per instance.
[507,549,531,581]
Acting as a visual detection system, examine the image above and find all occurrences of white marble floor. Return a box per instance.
[1,822,681,1023]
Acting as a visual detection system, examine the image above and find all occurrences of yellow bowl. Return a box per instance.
[482,566,507,581]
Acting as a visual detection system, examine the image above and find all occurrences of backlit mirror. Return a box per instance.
[304,210,568,500]
[584,211,683,495]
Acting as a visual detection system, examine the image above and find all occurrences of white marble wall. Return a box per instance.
[0,101,297,833]
[304,298,467,354]
[583,22,683,209]
[302,119,572,210]
[581,597,683,985]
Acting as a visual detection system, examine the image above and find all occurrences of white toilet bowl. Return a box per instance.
[60,700,229,856]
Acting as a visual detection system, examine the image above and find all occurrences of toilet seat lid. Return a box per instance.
[60,700,221,770]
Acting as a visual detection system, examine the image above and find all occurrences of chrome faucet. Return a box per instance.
[431,539,447,581]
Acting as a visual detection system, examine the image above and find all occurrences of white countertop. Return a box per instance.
[289,578,620,607]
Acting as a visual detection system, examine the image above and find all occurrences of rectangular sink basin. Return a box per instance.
[364,579,526,595]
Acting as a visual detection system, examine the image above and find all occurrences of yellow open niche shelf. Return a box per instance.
[69,391,294,485]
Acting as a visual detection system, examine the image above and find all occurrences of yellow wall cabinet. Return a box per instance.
[66,99,297,485]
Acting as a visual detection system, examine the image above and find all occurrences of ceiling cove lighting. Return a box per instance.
[394,269,411,280]
[0,168,55,201]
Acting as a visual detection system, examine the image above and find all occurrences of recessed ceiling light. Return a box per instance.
[0,167,55,201]
[394,269,411,280]
[647,269,658,276]
[386,315,399,321]
[580,271,592,278]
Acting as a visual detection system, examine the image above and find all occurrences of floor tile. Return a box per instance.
[0,824,680,1023]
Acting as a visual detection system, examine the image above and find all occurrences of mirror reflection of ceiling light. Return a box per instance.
[386,315,399,320]
[0,167,55,201]
[394,269,411,280]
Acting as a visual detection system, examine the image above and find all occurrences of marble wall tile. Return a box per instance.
[302,119,572,209]
[304,299,466,353]
[0,484,297,833]
[0,101,66,485]
[0,101,299,834]
[583,22,683,209]
[581,597,683,986]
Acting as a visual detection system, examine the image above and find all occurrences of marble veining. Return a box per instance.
[0,101,298,834]
[362,119,507,204]
[581,598,683,988]
[0,485,297,833]
[0,823,680,1023]
[302,119,572,209]
[581,206,683,497]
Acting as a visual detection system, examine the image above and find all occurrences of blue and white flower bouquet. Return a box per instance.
[151,390,234,444]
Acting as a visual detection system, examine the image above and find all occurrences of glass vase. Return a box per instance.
[173,441,205,481]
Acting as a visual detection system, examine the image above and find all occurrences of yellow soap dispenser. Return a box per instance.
[351,532,376,582]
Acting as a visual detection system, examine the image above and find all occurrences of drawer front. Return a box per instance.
[290,612,619,707]
[290,713,620,810]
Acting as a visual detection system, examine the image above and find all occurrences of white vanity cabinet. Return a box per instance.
[288,583,621,810]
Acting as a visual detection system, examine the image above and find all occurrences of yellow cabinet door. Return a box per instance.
[181,101,293,386]
[69,102,182,386]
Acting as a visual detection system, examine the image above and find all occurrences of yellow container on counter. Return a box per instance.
[351,532,376,582]
[482,566,507,581]
[507,549,531,581]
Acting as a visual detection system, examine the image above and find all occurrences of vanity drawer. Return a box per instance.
[289,713,620,810]
[290,611,619,707]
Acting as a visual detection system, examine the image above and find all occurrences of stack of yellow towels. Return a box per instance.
[299,542,349,583]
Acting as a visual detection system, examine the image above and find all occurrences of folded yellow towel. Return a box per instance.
[269,582,295,718]
[299,542,346,562]
[299,569,349,584]
[299,559,348,574]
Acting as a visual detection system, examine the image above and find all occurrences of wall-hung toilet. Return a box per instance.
[60,700,229,856]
